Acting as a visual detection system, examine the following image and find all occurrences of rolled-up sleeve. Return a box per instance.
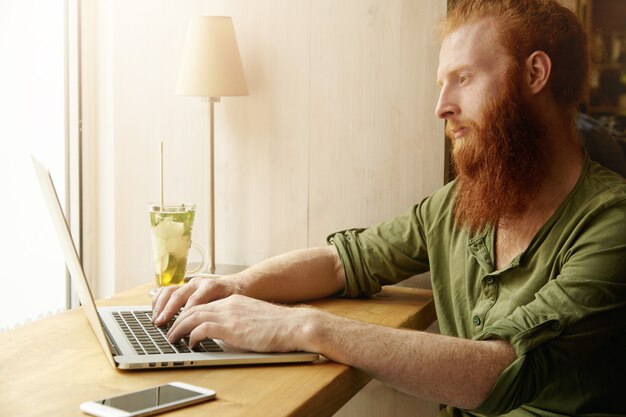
[328,200,436,298]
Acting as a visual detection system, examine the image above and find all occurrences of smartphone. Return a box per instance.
[80,382,216,417]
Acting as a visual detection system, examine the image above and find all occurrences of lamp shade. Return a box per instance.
[175,16,248,97]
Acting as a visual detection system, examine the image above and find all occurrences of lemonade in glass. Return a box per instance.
[149,204,197,287]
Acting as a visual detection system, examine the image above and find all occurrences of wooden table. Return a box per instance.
[0,284,435,417]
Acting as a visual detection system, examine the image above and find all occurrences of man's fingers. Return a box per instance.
[167,307,219,343]
[183,282,222,311]
[188,322,226,348]
[152,284,197,325]
[151,286,178,321]
[152,278,234,325]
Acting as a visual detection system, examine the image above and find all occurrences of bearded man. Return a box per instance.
[153,0,626,415]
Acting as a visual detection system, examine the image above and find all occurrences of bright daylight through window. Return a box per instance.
[0,0,68,331]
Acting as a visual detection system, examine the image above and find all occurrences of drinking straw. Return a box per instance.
[160,141,164,209]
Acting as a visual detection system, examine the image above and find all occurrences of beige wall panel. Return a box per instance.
[309,0,446,246]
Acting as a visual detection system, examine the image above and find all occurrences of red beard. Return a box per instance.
[451,68,548,234]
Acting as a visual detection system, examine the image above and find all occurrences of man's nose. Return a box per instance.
[435,88,457,120]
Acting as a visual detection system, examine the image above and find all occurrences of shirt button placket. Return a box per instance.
[471,275,498,332]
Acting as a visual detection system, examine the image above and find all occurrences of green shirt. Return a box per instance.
[329,157,626,416]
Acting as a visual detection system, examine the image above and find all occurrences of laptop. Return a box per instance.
[32,156,319,370]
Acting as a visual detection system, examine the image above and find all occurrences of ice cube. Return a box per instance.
[167,236,190,258]
[153,218,185,239]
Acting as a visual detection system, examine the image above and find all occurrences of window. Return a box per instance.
[0,0,73,331]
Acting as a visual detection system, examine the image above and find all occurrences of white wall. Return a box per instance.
[82,0,446,297]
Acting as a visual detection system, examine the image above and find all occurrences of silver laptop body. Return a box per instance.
[32,156,319,370]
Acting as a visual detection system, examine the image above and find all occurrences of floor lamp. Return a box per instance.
[175,16,248,276]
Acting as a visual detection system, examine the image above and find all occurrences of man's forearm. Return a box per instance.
[228,246,346,303]
[300,310,516,410]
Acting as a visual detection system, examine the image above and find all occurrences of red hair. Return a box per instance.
[442,0,589,114]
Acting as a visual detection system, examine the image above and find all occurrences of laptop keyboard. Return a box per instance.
[112,311,223,355]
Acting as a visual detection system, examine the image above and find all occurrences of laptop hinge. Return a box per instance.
[100,317,121,356]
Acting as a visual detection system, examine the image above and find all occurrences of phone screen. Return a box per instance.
[100,384,202,413]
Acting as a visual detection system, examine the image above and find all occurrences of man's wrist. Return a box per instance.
[295,308,335,354]
[221,272,249,297]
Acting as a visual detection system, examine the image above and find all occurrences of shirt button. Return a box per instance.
[485,276,495,285]
[473,316,481,326]
[551,321,562,331]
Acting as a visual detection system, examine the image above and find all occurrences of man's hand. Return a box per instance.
[165,294,316,352]
[151,277,242,326]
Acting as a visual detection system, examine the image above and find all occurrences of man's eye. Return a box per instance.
[459,74,470,84]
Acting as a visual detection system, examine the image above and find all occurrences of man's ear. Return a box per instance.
[526,51,551,95]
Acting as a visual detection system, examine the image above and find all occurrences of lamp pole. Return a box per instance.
[204,96,219,275]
